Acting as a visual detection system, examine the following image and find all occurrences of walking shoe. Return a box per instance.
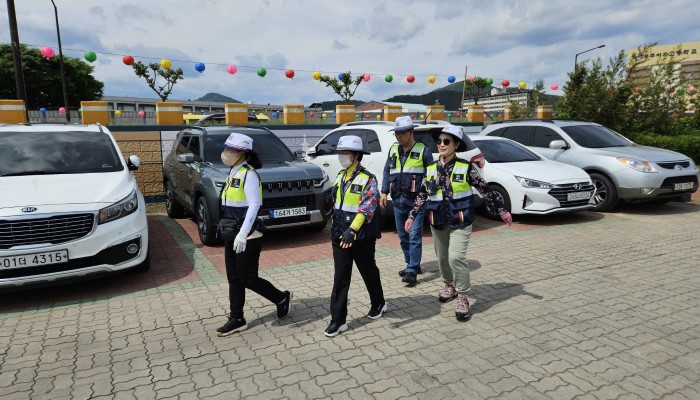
[455,294,472,321]
[398,267,423,277]
[402,271,417,285]
[276,290,293,320]
[438,283,457,303]
[324,321,348,337]
[216,317,247,337]
[367,302,388,319]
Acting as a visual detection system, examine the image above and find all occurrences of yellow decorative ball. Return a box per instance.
[160,59,172,69]
[312,71,321,80]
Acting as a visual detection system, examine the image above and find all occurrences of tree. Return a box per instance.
[0,44,103,109]
[463,77,492,105]
[317,72,364,104]
[131,61,184,101]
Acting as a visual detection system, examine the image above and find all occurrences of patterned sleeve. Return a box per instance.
[358,175,379,222]
[408,176,428,219]
[468,164,507,214]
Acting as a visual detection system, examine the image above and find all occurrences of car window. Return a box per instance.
[500,126,534,145]
[475,140,541,163]
[316,130,347,155]
[484,127,508,137]
[203,131,296,165]
[532,127,564,148]
[175,134,190,155]
[0,131,123,176]
[561,124,632,148]
[188,136,202,162]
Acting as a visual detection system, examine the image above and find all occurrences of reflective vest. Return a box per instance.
[331,167,380,242]
[424,159,475,229]
[220,164,262,221]
[386,142,427,198]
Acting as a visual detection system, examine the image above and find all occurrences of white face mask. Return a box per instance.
[221,151,241,167]
[338,154,353,168]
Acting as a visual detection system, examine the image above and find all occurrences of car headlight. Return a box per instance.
[99,189,139,224]
[515,176,556,189]
[313,171,329,187]
[616,157,658,173]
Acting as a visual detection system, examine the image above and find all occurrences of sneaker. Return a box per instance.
[367,302,388,319]
[276,290,293,320]
[324,321,348,337]
[216,317,247,337]
[402,271,417,285]
[438,283,457,303]
[455,294,472,321]
[398,267,423,277]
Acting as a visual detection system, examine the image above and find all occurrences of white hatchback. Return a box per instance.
[0,124,149,291]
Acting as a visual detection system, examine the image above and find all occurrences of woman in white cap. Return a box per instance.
[325,135,386,337]
[405,125,512,321]
[216,132,292,337]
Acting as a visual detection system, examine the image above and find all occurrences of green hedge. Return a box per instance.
[627,133,700,164]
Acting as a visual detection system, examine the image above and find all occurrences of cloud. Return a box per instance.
[332,40,348,50]
[114,5,173,25]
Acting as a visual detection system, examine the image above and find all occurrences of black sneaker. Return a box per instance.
[402,271,417,285]
[216,317,247,337]
[324,321,348,337]
[398,268,423,277]
[277,290,293,320]
[367,302,388,319]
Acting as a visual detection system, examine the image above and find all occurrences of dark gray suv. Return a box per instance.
[163,126,333,246]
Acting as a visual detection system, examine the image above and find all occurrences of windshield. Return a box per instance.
[561,124,632,148]
[474,139,541,163]
[0,131,123,176]
[203,131,296,165]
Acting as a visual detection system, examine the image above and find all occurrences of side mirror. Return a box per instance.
[295,150,306,159]
[305,147,317,157]
[549,140,567,150]
[127,155,141,171]
[177,153,195,163]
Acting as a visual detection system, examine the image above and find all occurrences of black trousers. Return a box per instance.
[224,236,284,318]
[330,240,385,324]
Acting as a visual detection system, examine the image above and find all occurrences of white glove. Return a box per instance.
[233,230,247,253]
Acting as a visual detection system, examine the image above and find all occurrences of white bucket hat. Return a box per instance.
[432,125,468,152]
[336,135,369,154]
[222,132,254,152]
[389,115,414,132]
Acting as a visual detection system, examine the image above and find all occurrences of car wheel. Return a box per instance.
[196,197,218,246]
[165,181,185,218]
[590,172,619,211]
[483,185,511,221]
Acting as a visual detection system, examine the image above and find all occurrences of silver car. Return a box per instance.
[479,119,698,211]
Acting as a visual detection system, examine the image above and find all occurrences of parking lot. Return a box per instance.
[1,195,699,399]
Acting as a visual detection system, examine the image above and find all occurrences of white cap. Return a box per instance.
[390,116,414,132]
[441,125,464,140]
[223,132,253,152]
[336,135,369,154]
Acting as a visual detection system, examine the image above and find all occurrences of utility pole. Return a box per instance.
[6,0,29,121]
[459,66,468,120]
[52,0,71,122]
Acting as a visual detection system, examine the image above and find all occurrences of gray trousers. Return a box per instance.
[430,225,473,294]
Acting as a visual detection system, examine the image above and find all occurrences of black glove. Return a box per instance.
[339,227,357,246]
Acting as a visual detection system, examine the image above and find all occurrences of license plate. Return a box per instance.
[673,182,694,190]
[270,207,306,218]
[567,191,593,201]
[0,250,69,270]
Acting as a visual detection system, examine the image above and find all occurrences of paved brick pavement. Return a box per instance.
[1,195,699,399]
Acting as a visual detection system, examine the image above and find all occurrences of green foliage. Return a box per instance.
[463,77,490,105]
[0,44,103,108]
[131,61,184,101]
[317,72,364,104]
[627,130,700,164]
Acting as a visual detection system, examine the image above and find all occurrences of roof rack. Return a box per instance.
[490,118,555,125]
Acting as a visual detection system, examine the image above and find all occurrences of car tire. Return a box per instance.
[483,185,511,221]
[590,172,619,211]
[196,197,219,246]
[165,181,185,218]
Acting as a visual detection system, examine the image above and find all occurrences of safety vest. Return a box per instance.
[220,164,263,220]
[331,167,380,242]
[386,142,427,198]
[424,159,475,229]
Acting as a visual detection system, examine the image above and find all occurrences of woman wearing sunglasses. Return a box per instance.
[404,125,512,321]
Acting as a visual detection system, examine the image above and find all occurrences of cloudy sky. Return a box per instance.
[2,0,699,106]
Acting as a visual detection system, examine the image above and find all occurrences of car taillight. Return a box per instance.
[470,153,485,168]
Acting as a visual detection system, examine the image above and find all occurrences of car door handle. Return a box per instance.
[323,162,330,167]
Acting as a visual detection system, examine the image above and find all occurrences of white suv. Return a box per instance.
[0,124,149,291]
[304,121,484,217]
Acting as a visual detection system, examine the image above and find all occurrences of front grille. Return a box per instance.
[262,195,315,211]
[660,175,698,190]
[0,214,95,250]
[547,183,595,207]
[657,160,690,169]
[264,180,314,192]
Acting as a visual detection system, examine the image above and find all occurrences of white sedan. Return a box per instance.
[471,136,596,220]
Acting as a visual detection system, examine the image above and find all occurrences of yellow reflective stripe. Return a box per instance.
[452,189,473,199]
[453,166,470,174]
[341,204,360,212]
[223,199,248,207]
[428,194,443,201]
[401,167,425,173]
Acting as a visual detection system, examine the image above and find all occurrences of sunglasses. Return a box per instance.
[435,138,452,146]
